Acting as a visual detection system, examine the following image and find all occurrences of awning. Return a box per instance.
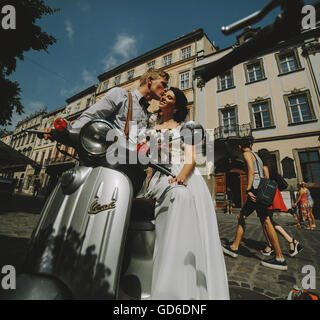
[0,141,40,172]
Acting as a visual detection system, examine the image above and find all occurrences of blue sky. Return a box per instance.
[2,0,313,130]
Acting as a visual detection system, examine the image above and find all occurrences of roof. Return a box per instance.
[0,140,39,172]
[66,85,97,105]
[98,28,214,81]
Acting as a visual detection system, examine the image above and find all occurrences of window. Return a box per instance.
[275,49,301,74]
[298,150,320,183]
[127,70,134,81]
[40,151,46,165]
[46,149,52,165]
[181,46,191,60]
[147,60,155,69]
[101,81,108,92]
[284,91,315,124]
[163,54,172,67]
[75,103,81,113]
[22,135,26,146]
[180,71,190,90]
[289,94,311,123]
[218,70,234,91]
[86,98,91,108]
[245,59,265,83]
[249,99,274,129]
[114,75,121,86]
[220,107,237,137]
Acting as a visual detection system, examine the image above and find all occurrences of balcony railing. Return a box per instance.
[214,123,252,140]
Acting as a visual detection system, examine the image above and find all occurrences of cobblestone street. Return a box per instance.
[0,194,319,300]
[216,211,320,299]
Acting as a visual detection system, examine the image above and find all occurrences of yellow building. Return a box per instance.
[96,28,216,120]
[9,110,46,193]
[194,29,320,214]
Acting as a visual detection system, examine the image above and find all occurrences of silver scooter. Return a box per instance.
[3,0,309,300]
[3,118,202,300]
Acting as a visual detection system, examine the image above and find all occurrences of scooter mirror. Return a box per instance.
[180,121,204,145]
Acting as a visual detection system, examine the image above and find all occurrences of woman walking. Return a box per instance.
[293,182,316,230]
[258,149,302,257]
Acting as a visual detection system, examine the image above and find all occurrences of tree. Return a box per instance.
[0,0,59,126]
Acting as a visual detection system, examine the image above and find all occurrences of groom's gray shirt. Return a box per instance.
[72,87,150,133]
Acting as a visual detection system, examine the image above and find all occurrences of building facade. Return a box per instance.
[96,28,216,120]
[9,110,46,193]
[194,29,320,215]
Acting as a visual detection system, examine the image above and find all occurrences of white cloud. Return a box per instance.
[113,34,137,59]
[101,33,138,71]
[60,68,97,99]
[102,56,118,71]
[65,20,74,40]
[82,68,95,84]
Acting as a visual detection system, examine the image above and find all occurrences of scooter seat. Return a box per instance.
[129,198,155,231]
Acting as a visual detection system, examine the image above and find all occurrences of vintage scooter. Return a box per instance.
[3,118,202,300]
[3,0,312,300]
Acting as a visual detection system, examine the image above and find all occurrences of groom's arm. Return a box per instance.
[72,87,127,128]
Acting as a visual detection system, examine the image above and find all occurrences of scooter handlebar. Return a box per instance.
[197,0,304,83]
[221,0,282,35]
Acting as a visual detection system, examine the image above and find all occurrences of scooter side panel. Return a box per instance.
[24,166,133,299]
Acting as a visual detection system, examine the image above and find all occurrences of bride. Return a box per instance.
[138,87,229,300]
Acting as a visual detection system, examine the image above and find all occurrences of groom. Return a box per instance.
[46,68,169,194]
[72,68,169,134]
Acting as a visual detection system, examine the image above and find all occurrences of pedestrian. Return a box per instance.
[293,182,316,230]
[291,190,303,228]
[222,137,288,270]
[225,187,233,215]
[257,149,302,257]
[33,179,40,197]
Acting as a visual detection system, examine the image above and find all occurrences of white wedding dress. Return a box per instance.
[138,125,229,300]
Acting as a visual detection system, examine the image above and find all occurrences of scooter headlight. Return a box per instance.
[80,120,115,157]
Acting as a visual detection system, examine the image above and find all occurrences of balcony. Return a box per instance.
[214,124,252,140]
[214,124,253,165]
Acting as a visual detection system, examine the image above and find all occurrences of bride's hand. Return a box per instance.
[169,175,187,186]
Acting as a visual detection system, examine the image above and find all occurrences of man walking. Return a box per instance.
[222,137,288,271]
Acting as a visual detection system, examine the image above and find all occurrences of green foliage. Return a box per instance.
[0,0,59,126]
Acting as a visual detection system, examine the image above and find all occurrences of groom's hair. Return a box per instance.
[140,68,169,86]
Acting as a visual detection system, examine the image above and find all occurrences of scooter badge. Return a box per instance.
[88,199,116,215]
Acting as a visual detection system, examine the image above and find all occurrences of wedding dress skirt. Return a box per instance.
[141,164,229,300]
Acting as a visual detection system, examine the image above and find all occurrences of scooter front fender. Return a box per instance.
[23,166,133,299]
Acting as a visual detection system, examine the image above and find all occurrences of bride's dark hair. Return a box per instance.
[169,87,188,123]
